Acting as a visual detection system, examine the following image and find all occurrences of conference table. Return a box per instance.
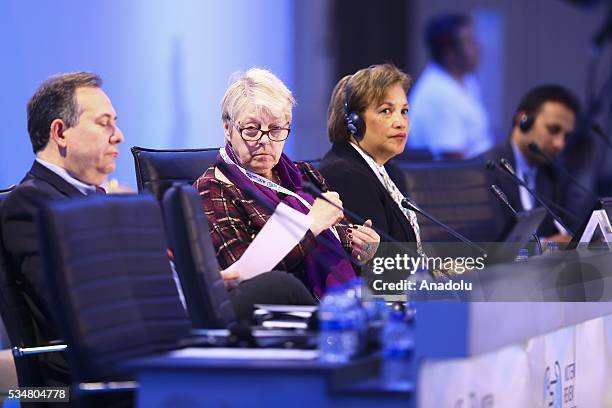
[132,248,612,407]
[133,350,414,407]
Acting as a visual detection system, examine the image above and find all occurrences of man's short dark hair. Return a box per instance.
[27,72,102,153]
[513,84,580,128]
[425,13,470,65]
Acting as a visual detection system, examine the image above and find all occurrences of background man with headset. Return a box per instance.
[408,12,493,160]
[482,84,581,242]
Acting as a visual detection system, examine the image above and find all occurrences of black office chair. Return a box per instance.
[162,184,316,332]
[162,184,237,329]
[131,146,220,200]
[37,194,192,397]
[397,158,505,242]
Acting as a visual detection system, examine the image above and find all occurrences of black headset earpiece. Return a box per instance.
[519,112,534,133]
[343,79,366,141]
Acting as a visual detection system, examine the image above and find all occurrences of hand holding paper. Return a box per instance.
[225,203,314,282]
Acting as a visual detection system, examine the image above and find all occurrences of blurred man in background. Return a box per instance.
[408,12,493,160]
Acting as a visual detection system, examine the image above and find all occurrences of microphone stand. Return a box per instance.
[490,159,575,235]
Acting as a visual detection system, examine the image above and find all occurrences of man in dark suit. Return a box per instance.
[0,72,123,386]
[483,85,580,241]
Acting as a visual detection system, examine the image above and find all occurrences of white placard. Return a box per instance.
[579,209,612,249]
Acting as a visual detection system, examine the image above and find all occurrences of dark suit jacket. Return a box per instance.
[319,141,417,243]
[482,140,568,237]
[0,160,85,386]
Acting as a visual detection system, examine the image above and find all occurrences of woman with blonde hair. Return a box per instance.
[195,68,380,303]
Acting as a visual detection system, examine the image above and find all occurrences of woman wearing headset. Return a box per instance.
[320,64,419,245]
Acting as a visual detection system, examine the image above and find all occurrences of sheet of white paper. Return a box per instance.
[168,347,319,360]
[230,203,313,281]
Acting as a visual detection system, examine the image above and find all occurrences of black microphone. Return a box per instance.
[400,196,487,257]
[497,158,581,223]
[490,184,518,215]
[488,159,576,234]
[498,158,517,177]
[301,181,399,244]
[527,142,599,202]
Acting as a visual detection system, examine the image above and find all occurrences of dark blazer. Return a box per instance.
[482,140,567,237]
[319,141,417,243]
[0,160,85,386]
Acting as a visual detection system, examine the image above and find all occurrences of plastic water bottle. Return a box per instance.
[381,306,414,384]
[365,297,388,326]
[514,248,529,262]
[351,277,384,323]
[319,286,358,362]
[318,287,346,362]
[339,284,360,358]
[345,279,368,355]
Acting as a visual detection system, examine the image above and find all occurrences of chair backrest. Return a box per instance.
[397,158,506,242]
[394,147,435,163]
[162,184,236,329]
[38,194,191,383]
[131,146,220,200]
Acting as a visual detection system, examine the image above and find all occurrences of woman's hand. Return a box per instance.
[220,268,241,289]
[308,191,344,236]
[348,219,380,263]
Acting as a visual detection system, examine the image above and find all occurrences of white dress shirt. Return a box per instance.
[35,157,97,195]
[409,63,493,159]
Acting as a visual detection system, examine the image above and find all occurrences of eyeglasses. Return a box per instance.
[230,120,291,142]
